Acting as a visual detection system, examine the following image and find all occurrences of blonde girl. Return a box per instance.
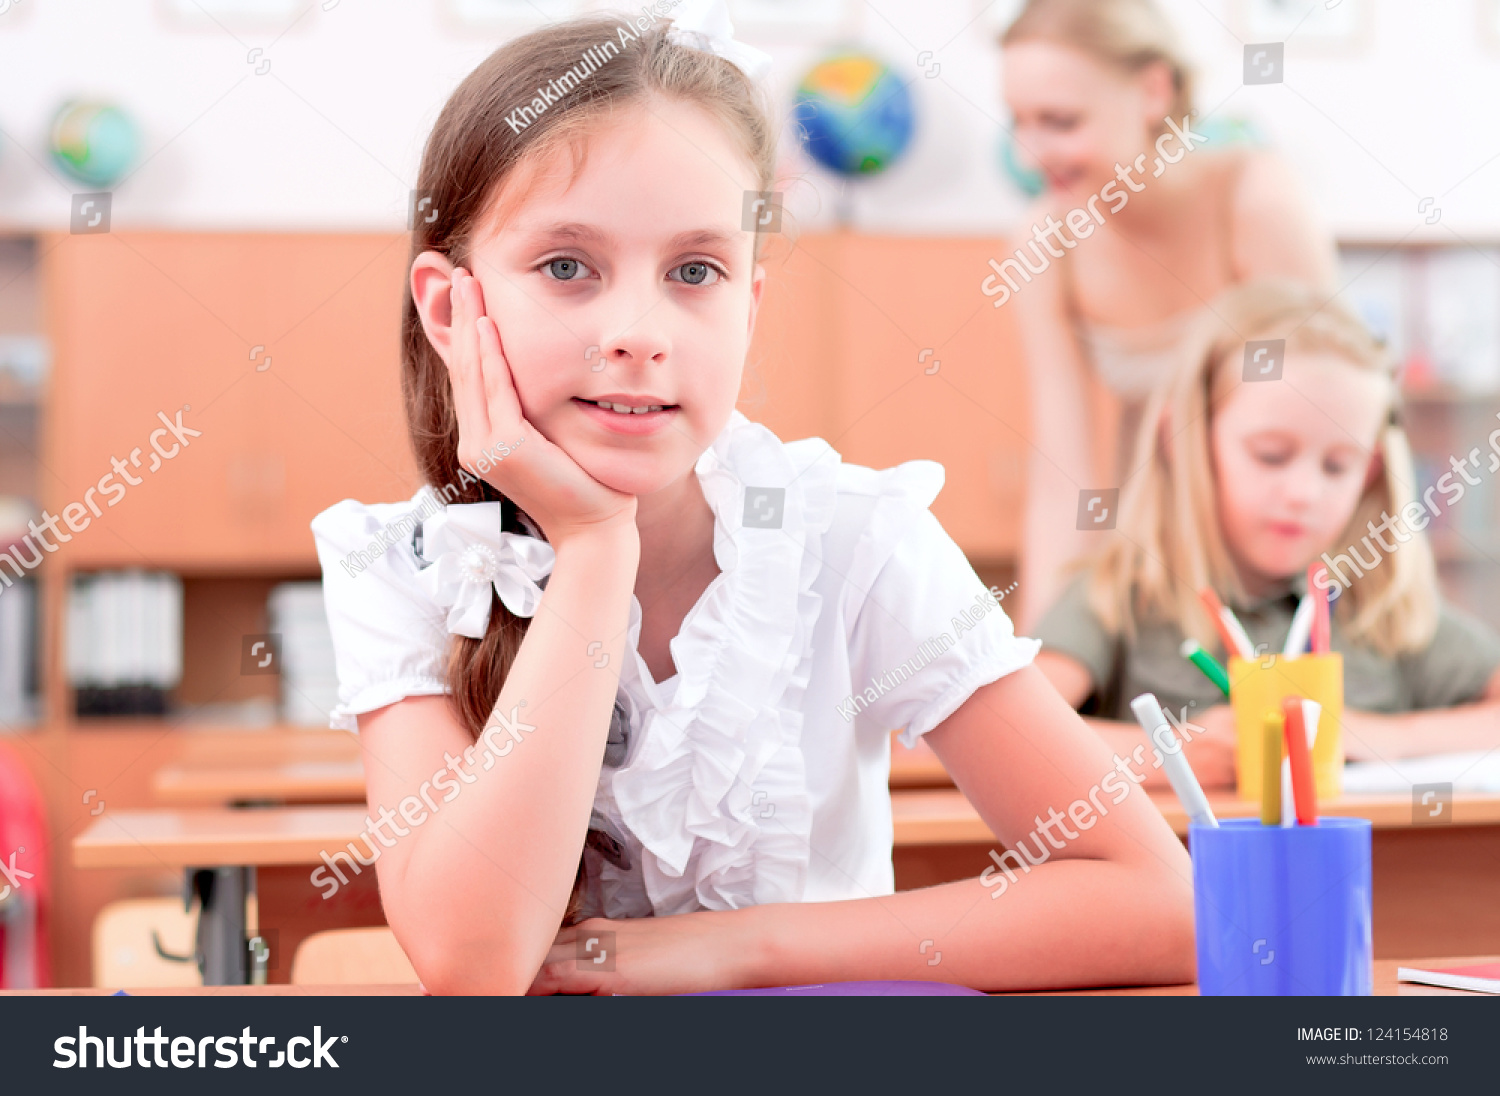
[997,0,1339,629]
[1034,280,1500,787]
[310,4,1191,994]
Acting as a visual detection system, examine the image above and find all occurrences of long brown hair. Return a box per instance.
[401,12,779,747]
[1087,279,1439,657]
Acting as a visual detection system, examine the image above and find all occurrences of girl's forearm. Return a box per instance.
[1343,701,1500,761]
[733,855,1195,992]
[401,521,641,992]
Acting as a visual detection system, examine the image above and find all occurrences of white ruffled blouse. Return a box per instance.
[309,410,1040,919]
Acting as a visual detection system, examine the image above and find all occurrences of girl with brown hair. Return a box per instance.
[311,1,1191,995]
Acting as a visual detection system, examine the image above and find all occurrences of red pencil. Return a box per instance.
[1198,587,1254,660]
[1307,564,1332,654]
[1282,695,1318,825]
[1321,574,1334,653]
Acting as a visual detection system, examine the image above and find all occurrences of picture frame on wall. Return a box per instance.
[441,0,583,34]
[1234,0,1372,52]
[158,0,310,31]
[1480,0,1500,52]
[728,0,852,37]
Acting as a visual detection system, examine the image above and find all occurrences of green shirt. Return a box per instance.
[1033,573,1500,722]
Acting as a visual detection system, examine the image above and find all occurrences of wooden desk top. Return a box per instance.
[76,783,1500,872]
[4,958,1490,996]
[153,730,365,805]
[1017,956,1499,996]
[73,806,369,869]
[153,729,934,805]
[890,787,1500,845]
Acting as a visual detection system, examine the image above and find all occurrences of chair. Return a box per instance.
[92,897,201,987]
[289,926,419,985]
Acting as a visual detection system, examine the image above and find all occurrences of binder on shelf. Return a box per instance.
[0,577,38,728]
[268,581,340,728]
[66,570,183,717]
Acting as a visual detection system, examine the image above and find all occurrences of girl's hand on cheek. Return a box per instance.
[446,268,637,545]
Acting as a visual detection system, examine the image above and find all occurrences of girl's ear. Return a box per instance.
[1137,60,1175,129]
[745,263,767,343]
[410,250,459,366]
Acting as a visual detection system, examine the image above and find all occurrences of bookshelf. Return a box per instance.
[1,237,43,727]
[1339,242,1500,631]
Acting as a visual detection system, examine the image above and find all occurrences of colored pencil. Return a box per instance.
[1282,695,1319,825]
[1261,710,1283,826]
[1180,638,1230,697]
[1281,757,1296,827]
[1130,692,1218,828]
[1309,564,1332,654]
[1284,593,1315,657]
[1198,587,1254,660]
[1301,698,1323,750]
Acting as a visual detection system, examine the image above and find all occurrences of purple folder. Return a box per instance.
[688,980,985,996]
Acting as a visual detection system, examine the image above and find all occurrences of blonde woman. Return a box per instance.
[1031,281,1500,787]
[998,0,1338,628]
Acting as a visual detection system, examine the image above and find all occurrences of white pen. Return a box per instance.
[1284,594,1315,657]
[1280,757,1296,827]
[1301,698,1322,748]
[1130,692,1218,828]
[1283,698,1323,827]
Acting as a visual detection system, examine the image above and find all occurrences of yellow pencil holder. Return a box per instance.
[1229,653,1344,802]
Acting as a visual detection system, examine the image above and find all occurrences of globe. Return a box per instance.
[793,53,914,177]
[49,101,139,188]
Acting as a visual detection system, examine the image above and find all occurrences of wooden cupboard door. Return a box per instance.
[752,234,1028,561]
[38,231,1026,570]
[41,232,421,569]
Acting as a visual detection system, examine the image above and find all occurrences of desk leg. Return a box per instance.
[189,866,248,986]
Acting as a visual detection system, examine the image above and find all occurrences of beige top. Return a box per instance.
[1073,307,1205,401]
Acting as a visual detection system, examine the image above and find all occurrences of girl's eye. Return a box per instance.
[541,256,593,281]
[669,261,724,287]
[1250,448,1292,467]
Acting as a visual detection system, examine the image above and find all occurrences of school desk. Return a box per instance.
[890,786,1500,960]
[77,783,1500,985]
[3,957,1494,996]
[151,730,364,806]
[72,807,383,987]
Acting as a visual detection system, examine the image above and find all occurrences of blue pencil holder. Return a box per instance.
[1190,817,1373,996]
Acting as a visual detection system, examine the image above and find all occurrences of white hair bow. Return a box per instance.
[666,0,773,84]
[413,504,556,638]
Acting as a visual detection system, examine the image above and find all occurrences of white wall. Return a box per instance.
[0,0,1496,239]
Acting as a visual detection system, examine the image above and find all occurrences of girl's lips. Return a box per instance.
[1043,167,1085,192]
[573,397,678,435]
[1267,522,1306,539]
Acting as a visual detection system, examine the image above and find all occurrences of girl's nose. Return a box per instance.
[594,282,671,369]
[1281,461,1323,508]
